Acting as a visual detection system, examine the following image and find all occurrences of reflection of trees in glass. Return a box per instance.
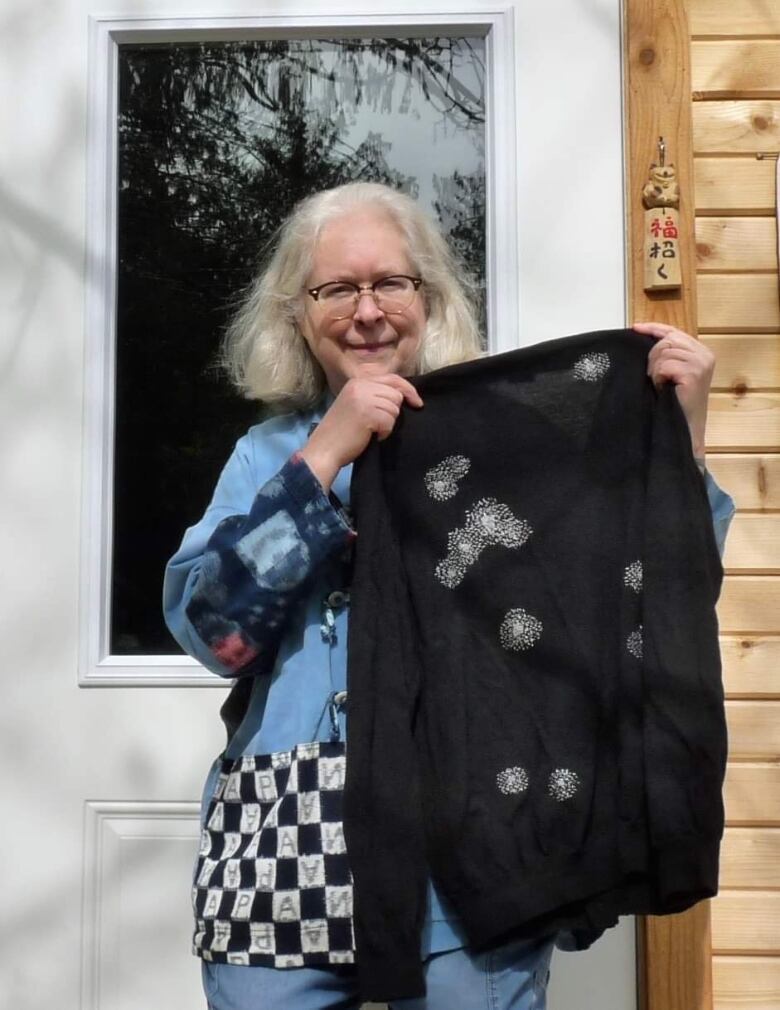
[113,38,486,654]
[434,170,486,323]
[118,39,484,262]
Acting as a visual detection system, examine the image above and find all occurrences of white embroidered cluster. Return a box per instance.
[626,625,643,660]
[572,351,611,382]
[496,765,582,801]
[623,559,643,593]
[547,768,580,801]
[499,608,543,652]
[435,498,533,588]
[424,455,471,501]
[496,766,529,795]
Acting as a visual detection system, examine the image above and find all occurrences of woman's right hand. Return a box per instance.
[299,375,423,492]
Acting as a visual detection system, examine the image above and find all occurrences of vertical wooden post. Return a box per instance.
[625,0,698,333]
[623,1,712,1008]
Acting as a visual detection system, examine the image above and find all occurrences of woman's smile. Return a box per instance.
[345,339,398,352]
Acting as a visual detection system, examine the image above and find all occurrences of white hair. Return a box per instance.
[221,181,484,411]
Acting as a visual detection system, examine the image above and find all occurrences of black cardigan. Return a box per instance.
[343,329,727,1002]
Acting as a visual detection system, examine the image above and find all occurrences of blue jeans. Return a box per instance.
[201,933,556,1010]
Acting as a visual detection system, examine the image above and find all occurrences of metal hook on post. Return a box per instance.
[657,136,666,168]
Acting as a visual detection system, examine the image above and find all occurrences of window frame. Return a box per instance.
[80,6,518,685]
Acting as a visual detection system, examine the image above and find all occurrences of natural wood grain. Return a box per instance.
[725,700,780,760]
[718,575,780,632]
[704,392,780,450]
[712,955,780,1010]
[722,515,780,570]
[692,41,780,98]
[693,101,780,154]
[720,827,780,888]
[704,454,780,509]
[627,1,710,1005]
[695,158,778,216]
[689,0,780,38]
[639,905,713,1010]
[698,275,780,331]
[711,892,780,953]
[688,22,780,999]
[626,0,697,332]
[724,763,780,825]
[696,218,778,271]
[702,336,780,391]
[720,636,780,697]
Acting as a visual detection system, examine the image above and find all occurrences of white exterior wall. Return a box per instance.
[0,2,629,1007]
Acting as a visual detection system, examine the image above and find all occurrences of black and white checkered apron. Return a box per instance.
[192,735,355,968]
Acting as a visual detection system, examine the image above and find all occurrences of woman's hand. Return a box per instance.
[632,322,715,459]
[299,374,423,492]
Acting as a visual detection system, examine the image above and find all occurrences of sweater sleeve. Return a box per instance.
[163,441,356,679]
[699,465,736,560]
[642,383,728,888]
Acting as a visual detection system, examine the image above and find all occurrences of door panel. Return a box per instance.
[1,1,629,1007]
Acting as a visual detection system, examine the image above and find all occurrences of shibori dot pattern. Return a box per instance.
[499,608,543,652]
[192,741,356,968]
[547,768,580,801]
[435,498,533,589]
[626,625,643,660]
[624,560,643,593]
[572,351,611,382]
[424,455,471,501]
[495,765,582,802]
[496,766,529,795]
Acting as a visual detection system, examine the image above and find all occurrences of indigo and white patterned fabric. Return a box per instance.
[185,450,356,676]
[193,741,355,967]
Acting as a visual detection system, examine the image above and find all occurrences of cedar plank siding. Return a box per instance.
[692,2,779,1008]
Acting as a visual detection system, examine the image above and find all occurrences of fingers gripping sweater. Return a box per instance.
[343,329,728,1002]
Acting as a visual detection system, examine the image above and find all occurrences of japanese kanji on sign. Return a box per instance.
[642,138,682,292]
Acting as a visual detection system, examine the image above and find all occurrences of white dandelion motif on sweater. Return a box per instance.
[572,352,610,383]
[424,455,471,501]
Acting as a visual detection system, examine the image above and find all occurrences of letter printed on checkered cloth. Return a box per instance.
[192,740,355,967]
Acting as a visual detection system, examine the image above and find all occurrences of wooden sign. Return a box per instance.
[642,147,682,292]
[643,207,681,291]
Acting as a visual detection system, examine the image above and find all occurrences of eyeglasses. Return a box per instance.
[307,275,423,320]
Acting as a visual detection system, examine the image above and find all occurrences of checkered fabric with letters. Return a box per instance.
[192,740,355,967]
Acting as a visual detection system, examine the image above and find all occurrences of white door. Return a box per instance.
[1,1,630,1008]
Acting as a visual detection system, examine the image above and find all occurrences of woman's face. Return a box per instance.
[298,207,427,395]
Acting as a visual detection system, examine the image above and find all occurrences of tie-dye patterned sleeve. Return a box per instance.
[164,449,356,678]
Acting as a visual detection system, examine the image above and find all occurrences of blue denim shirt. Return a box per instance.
[163,397,736,957]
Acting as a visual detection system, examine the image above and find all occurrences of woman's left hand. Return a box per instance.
[632,322,715,458]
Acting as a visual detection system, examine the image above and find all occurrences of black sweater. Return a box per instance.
[343,329,727,1002]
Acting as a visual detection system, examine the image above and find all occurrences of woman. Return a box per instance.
[164,182,735,1009]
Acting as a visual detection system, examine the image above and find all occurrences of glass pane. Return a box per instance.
[113,36,486,654]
